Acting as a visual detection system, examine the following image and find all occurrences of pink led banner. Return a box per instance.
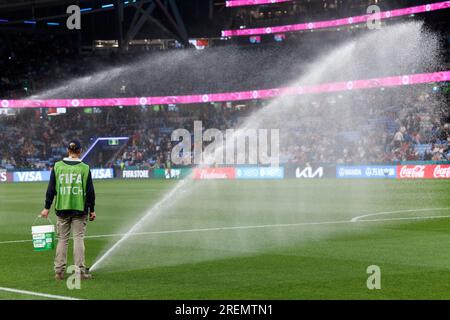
[222,1,450,37]
[1,71,449,109]
[226,0,292,7]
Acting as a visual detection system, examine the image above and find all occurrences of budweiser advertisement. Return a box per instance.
[397,165,450,179]
[193,168,236,180]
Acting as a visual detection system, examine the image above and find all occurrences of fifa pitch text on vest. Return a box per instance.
[58,173,84,195]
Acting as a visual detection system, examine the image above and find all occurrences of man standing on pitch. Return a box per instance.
[41,140,96,280]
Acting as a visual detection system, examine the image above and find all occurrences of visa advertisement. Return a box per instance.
[12,168,113,182]
[13,171,51,182]
[90,168,114,180]
[0,170,13,183]
[336,166,397,179]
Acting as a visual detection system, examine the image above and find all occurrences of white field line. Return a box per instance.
[350,207,450,222]
[0,286,82,300]
[2,208,450,245]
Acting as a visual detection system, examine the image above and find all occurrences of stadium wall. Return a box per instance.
[1,164,450,183]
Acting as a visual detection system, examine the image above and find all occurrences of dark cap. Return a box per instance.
[68,140,82,152]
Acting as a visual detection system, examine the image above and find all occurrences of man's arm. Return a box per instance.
[86,170,96,221]
[41,169,56,217]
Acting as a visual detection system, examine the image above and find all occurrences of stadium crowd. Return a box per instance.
[1,32,362,99]
[1,17,449,100]
[278,87,450,165]
[1,85,449,170]
[0,2,449,170]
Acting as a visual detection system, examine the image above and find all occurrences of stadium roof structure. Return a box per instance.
[0,0,75,9]
[0,0,190,48]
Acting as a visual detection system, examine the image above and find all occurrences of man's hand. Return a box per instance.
[41,209,49,218]
[89,211,96,222]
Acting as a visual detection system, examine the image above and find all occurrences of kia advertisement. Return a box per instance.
[336,166,397,179]
[283,165,335,179]
[295,167,324,179]
[236,166,284,179]
[193,167,236,180]
[0,170,13,183]
[397,164,450,179]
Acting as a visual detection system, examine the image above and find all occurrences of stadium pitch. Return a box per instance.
[0,179,450,300]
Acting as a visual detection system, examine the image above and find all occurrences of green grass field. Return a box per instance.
[0,179,450,300]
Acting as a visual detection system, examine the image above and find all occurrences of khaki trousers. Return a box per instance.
[54,214,87,274]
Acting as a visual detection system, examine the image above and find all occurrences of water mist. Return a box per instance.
[82,22,444,272]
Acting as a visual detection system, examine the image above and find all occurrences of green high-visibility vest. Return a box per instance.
[54,160,90,212]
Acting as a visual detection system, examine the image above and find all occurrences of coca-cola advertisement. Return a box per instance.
[397,165,450,179]
[193,167,236,180]
[431,165,450,179]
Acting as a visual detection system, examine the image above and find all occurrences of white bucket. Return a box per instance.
[31,224,55,251]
